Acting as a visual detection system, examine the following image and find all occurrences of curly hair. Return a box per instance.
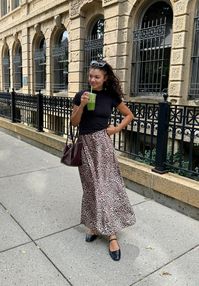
[89,61,124,99]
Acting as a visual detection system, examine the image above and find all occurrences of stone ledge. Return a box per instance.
[118,156,199,210]
[1,117,199,215]
[0,118,65,156]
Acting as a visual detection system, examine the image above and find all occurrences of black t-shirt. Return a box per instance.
[73,89,122,135]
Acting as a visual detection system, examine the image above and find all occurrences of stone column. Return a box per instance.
[21,28,29,94]
[44,29,51,96]
[0,40,4,90]
[8,0,11,13]
[10,0,14,10]
[69,1,85,97]
[103,0,130,97]
[29,27,34,95]
[169,1,191,104]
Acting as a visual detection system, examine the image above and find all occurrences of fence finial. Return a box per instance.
[162,88,168,102]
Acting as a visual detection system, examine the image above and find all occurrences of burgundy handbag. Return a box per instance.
[60,125,82,167]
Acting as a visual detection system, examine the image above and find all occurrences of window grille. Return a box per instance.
[13,0,19,9]
[83,18,104,88]
[189,12,199,99]
[34,38,46,91]
[52,31,68,92]
[1,0,8,16]
[3,53,10,91]
[131,2,172,97]
[13,45,22,90]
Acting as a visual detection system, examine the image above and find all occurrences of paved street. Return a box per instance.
[0,129,199,286]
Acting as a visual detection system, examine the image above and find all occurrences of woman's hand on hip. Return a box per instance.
[106,125,119,136]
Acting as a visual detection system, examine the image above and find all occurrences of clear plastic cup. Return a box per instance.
[87,92,96,111]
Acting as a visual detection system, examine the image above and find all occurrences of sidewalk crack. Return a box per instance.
[130,244,199,285]
[0,202,74,286]
[0,165,62,179]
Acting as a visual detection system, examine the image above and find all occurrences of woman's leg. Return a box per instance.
[86,227,98,235]
[109,234,120,251]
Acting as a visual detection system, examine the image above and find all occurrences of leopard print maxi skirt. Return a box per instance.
[78,129,136,236]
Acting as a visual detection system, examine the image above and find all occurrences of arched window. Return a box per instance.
[132,1,173,96]
[52,30,68,92]
[189,6,199,99]
[13,42,22,90]
[83,18,104,88]
[2,46,10,91]
[34,37,46,91]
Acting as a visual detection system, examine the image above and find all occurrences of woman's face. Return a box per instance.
[88,68,107,91]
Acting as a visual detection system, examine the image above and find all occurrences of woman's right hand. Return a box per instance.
[80,92,89,107]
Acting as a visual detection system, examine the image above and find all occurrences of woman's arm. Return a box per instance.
[106,102,134,136]
[70,92,89,126]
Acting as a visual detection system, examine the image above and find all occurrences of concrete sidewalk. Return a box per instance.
[0,129,199,286]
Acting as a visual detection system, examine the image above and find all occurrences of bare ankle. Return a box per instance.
[109,234,117,241]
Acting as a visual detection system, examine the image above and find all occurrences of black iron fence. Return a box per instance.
[0,90,199,181]
[0,91,73,135]
[166,105,199,177]
[110,101,159,166]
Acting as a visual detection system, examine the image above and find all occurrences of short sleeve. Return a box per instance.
[112,95,122,108]
[72,91,84,106]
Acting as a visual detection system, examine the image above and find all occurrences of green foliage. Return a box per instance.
[133,149,199,180]
[134,149,156,165]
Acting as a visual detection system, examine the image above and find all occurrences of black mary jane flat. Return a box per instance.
[85,234,98,242]
[109,238,121,261]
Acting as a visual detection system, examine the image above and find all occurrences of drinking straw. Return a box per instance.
[90,86,92,93]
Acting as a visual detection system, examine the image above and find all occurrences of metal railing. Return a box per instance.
[0,90,199,181]
[166,105,199,178]
[110,101,159,166]
[0,91,11,119]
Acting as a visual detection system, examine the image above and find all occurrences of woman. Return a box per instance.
[71,60,136,261]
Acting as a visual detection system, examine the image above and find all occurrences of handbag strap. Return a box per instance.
[67,123,79,144]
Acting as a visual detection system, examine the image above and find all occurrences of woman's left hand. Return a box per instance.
[106,125,119,136]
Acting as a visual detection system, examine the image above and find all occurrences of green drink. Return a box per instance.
[87,92,96,111]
